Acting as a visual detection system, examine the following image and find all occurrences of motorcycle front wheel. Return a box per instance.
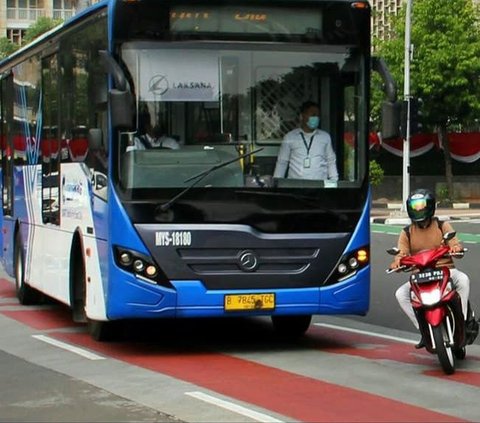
[432,323,455,374]
[454,346,466,360]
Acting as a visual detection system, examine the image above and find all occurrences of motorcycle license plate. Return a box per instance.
[413,269,443,283]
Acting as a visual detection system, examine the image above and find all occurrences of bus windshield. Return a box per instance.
[119,41,366,191]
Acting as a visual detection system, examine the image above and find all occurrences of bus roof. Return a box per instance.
[0,0,369,72]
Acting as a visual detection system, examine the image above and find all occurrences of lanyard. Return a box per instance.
[300,132,315,156]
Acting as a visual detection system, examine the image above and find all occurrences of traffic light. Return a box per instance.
[410,97,423,135]
[400,97,423,138]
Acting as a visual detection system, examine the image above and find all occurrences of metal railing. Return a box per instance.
[53,10,73,20]
[7,8,46,21]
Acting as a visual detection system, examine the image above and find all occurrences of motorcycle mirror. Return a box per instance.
[443,231,456,241]
[386,247,400,255]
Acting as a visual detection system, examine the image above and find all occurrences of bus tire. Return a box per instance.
[14,233,41,305]
[71,239,87,323]
[70,237,120,341]
[87,319,119,342]
[271,315,312,338]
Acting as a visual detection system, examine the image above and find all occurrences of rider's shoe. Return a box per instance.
[415,336,426,349]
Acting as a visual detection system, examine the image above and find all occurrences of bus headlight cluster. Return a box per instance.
[114,246,160,283]
[119,252,133,266]
[332,247,369,283]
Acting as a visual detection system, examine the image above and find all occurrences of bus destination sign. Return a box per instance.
[170,6,322,36]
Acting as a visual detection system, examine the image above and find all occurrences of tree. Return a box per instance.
[374,0,480,201]
[23,17,63,45]
[369,159,385,187]
[0,37,18,60]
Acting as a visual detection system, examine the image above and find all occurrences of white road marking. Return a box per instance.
[314,323,417,345]
[32,334,105,360]
[185,391,283,423]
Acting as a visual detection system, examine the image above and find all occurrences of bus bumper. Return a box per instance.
[107,266,369,319]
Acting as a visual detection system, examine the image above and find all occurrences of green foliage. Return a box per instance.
[373,0,480,131]
[23,17,63,45]
[0,37,18,60]
[436,184,450,203]
[369,159,384,186]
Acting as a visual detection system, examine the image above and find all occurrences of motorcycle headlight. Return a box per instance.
[420,288,441,306]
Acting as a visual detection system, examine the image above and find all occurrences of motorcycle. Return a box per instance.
[386,231,479,374]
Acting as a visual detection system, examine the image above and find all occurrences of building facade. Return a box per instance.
[0,0,89,45]
[370,0,403,41]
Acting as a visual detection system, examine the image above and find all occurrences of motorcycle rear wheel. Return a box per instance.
[432,323,455,375]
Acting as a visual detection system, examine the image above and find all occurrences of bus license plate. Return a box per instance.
[224,293,275,311]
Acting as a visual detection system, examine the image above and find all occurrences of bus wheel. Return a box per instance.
[14,234,41,305]
[271,315,312,338]
[87,319,119,342]
[71,241,87,323]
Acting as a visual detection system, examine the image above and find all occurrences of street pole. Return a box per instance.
[401,0,412,213]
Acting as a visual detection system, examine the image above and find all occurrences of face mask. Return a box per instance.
[307,116,320,130]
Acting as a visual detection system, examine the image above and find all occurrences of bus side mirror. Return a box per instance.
[372,57,401,140]
[98,50,134,130]
[109,89,134,130]
[381,100,401,140]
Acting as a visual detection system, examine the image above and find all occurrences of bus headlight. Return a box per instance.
[119,251,133,266]
[133,259,145,272]
[348,257,359,269]
[327,246,370,285]
[114,245,168,286]
[145,265,158,277]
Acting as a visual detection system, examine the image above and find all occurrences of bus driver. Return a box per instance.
[130,113,180,151]
[273,101,338,181]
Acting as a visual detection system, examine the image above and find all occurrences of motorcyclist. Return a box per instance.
[389,188,470,348]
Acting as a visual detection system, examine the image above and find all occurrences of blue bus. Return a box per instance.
[0,0,398,340]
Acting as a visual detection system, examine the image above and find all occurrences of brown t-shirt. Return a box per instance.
[394,218,462,269]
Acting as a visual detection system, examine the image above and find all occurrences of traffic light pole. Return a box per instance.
[401,0,412,213]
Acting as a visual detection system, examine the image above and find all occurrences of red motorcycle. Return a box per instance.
[387,231,479,375]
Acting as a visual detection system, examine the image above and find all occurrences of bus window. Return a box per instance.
[41,55,61,225]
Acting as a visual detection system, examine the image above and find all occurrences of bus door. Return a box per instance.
[0,72,14,255]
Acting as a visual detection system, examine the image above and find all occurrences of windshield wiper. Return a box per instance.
[157,148,264,212]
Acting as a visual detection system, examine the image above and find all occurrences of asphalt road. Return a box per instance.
[365,220,480,338]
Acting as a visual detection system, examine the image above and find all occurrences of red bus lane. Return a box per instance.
[1,278,479,422]
[47,330,464,423]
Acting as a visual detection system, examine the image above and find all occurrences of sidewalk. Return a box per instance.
[371,200,480,224]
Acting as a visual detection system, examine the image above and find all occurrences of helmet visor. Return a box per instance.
[408,197,428,220]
